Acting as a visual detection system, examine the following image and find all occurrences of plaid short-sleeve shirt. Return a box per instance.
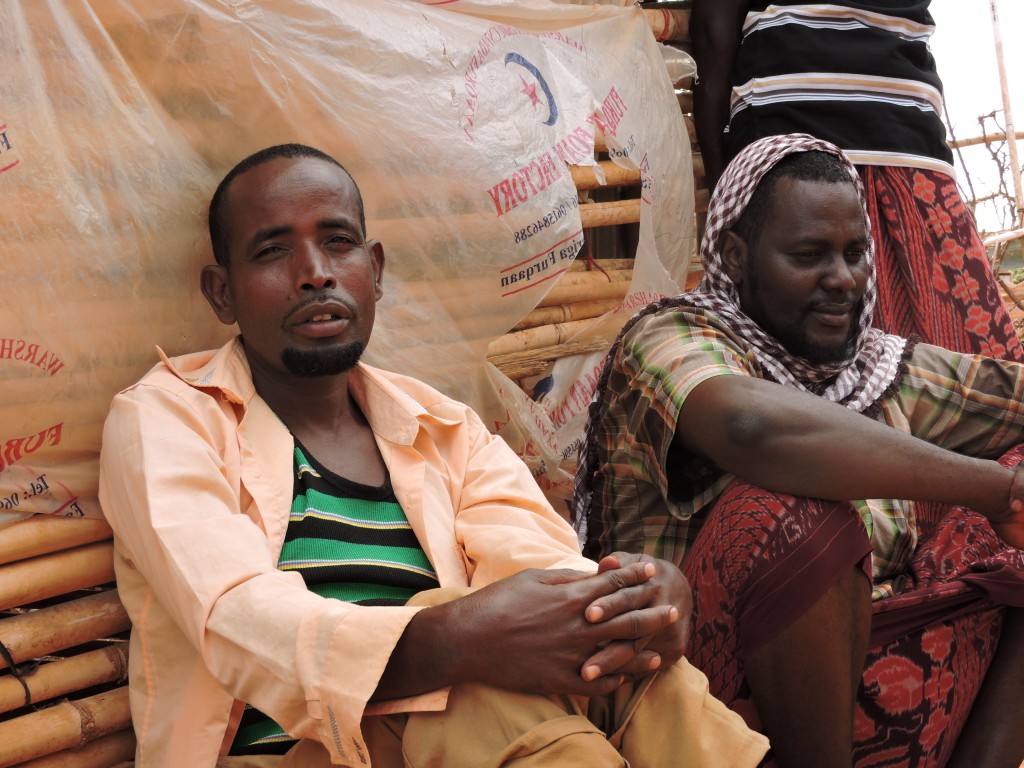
[586,305,1024,596]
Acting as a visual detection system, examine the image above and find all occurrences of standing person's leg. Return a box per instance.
[682,480,874,768]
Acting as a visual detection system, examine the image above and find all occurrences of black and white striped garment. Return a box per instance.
[724,1,954,174]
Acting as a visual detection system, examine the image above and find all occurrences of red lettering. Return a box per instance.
[45,356,64,376]
[537,153,560,187]
[486,183,504,216]
[3,436,28,467]
[44,422,63,448]
[520,166,539,196]
[22,428,47,455]
[499,179,518,213]
[0,422,63,470]
[511,173,529,202]
[610,87,627,114]
[552,139,572,165]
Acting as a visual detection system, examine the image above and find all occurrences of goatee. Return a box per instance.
[281,341,365,377]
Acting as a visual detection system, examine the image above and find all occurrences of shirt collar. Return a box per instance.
[157,335,458,446]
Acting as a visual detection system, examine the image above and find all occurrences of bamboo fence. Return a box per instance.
[0,513,131,767]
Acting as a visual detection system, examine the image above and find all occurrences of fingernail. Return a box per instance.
[648,655,662,670]
[583,664,600,681]
[587,605,604,622]
[668,606,679,622]
[644,563,656,577]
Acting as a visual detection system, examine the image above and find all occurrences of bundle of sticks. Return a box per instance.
[0,516,134,767]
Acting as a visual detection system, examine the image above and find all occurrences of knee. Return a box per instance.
[683,481,870,620]
[695,479,866,565]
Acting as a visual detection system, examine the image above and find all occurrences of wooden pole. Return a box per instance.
[487,312,629,358]
[990,0,1024,220]
[677,90,694,114]
[537,277,630,308]
[0,517,112,567]
[0,591,129,670]
[984,228,1024,248]
[569,162,642,191]
[488,338,613,380]
[14,730,135,768]
[579,199,640,228]
[644,8,690,42]
[695,187,710,214]
[691,152,705,180]
[949,130,1024,150]
[0,645,128,715]
[513,298,623,331]
[0,542,115,611]
[0,687,131,767]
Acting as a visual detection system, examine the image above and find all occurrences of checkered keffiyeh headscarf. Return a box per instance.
[690,133,907,402]
[571,133,907,538]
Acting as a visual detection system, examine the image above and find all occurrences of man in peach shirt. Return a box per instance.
[98,143,767,767]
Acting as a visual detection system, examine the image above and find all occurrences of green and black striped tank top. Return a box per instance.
[230,439,439,756]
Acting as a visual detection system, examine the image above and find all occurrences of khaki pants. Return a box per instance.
[219,588,768,767]
[219,658,766,768]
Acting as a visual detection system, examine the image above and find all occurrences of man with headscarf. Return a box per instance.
[690,0,1024,364]
[572,134,1024,768]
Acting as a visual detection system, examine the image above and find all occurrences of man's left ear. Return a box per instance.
[200,263,237,326]
[720,230,749,286]
[368,239,385,300]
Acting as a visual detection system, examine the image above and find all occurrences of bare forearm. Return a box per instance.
[372,601,462,701]
[680,377,1014,520]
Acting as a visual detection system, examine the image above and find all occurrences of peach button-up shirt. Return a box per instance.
[99,337,593,767]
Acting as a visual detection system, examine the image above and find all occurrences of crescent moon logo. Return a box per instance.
[504,52,559,127]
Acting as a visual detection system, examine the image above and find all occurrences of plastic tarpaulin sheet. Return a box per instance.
[0,0,693,523]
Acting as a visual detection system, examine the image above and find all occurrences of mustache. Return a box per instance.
[283,293,354,323]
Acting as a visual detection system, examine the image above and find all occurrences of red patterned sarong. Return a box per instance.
[860,165,1024,363]
[682,445,1024,767]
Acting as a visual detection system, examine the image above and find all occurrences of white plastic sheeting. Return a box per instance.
[0,0,693,522]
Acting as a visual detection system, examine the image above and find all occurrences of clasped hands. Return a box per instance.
[447,552,692,698]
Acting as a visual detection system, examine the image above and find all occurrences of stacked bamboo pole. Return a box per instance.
[0,511,130,767]
[0,688,132,767]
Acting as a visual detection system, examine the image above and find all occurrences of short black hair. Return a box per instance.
[729,150,856,248]
[207,143,366,267]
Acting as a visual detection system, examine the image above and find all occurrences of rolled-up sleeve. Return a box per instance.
[894,343,1024,457]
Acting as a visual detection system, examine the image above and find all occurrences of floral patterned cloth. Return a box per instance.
[683,443,1024,768]
[862,165,1024,363]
